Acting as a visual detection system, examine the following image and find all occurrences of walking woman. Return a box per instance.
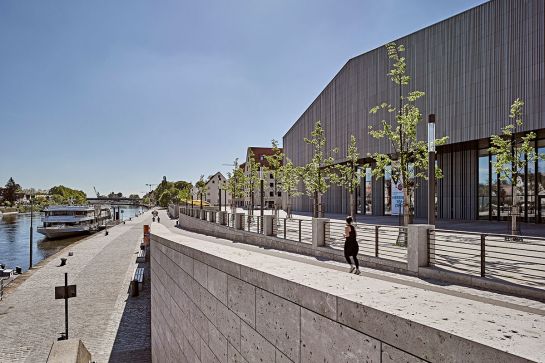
[344,216,360,274]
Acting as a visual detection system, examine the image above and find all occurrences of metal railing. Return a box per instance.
[244,215,263,234]
[429,229,545,288]
[324,221,408,263]
[272,217,313,244]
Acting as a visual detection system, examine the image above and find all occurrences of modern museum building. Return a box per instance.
[283,0,545,223]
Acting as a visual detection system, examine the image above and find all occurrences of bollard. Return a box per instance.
[130,280,139,297]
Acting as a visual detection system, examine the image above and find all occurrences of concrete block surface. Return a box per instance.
[301,307,381,363]
[256,288,301,362]
[227,275,256,328]
[240,321,276,363]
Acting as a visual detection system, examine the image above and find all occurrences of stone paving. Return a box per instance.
[0,212,152,363]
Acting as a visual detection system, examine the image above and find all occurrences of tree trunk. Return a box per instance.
[511,186,520,236]
[313,191,318,218]
[350,190,356,218]
[402,188,412,226]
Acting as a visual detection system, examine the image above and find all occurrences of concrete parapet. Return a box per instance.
[234,213,244,230]
[150,224,544,363]
[263,215,274,236]
[218,211,227,225]
[208,211,216,223]
[47,339,91,363]
[407,224,432,273]
[312,218,329,248]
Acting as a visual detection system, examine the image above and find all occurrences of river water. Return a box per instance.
[0,205,144,272]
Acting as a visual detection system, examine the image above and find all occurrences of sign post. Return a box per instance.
[55,273,77,340]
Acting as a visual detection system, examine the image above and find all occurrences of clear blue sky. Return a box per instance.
[0,0,486,197]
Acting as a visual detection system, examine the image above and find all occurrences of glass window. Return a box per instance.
[384,165,392,215]
[478,153,490,220]
[365,167,372,215]
[537,143,545,222]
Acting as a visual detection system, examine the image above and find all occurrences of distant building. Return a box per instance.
[283,0,545,222]
[204,172,231,206]
[242,147,283,209]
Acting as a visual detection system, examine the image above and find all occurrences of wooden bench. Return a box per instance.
[136,249,147,263]
[130,267,145,296]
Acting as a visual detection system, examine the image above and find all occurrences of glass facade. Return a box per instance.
[478,139,545,222]
[384,166,392,215]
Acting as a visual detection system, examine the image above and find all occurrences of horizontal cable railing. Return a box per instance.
[274,217,313,244]
[429,229,545,288]
[325,221,408,263]
[244,215,263,234]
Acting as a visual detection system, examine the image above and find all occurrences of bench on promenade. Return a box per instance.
[130,267,145,297]
[136,249,147,263]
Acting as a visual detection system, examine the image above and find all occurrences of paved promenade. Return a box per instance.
[0,213,152,363]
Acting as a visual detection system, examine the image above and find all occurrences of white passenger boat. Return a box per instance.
[37,205,112,239]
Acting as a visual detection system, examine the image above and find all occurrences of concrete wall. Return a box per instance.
[150,228,536,363]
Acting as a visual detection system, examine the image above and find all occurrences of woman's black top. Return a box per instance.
[344,224,358,255]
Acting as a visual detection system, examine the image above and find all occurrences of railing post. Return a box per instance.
[298,220,302,242]
[263,215,274,236]
[480,234,486,277]
[218,211,227,225]
[374,226,379,257]
[283,218,287,239]
[234,213,244,230]
[407,224,433,273]
[312,218,329,248]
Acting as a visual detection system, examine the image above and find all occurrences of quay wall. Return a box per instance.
[150,225,535,363]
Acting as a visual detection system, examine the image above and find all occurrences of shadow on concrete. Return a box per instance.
[108,258,151,363]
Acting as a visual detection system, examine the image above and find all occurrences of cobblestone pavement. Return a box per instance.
[0,212,153,363]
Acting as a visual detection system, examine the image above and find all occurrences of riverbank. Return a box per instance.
[0,211,152,362]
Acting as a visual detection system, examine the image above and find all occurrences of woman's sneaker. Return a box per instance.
[348,266,355,273]
[355,269,361,275]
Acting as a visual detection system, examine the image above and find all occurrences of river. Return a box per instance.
[0,205,144,272]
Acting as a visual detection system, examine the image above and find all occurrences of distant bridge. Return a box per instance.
[86,197,146,206]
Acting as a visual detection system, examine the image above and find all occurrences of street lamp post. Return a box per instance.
[29,194,33,270]
[259,168,264,217]
[428,114,436,225]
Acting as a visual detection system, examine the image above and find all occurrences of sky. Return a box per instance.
[0,0,487,197]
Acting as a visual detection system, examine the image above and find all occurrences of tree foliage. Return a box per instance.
[368,42,448,224]
[226,158,246,210]
[2,177,21,203]
[159,190,172,207]
[489,98,545,232]
[49,185,87,205]
[301,120,337,217]
[330,135,365,216]
[278,157,301,218]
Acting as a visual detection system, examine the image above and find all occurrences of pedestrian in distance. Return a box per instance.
[344,216,360,274]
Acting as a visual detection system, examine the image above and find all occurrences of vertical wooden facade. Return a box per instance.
[283,0,545,219]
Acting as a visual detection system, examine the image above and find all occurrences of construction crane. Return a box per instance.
[93,186,100,198]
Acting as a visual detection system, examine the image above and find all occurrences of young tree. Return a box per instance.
[330,135,366,218]
[368,42,447,225]
[263,139,284,217]
[195,175,208,209]
[279,157,302,218]
[489,98,545,235]
[226,159,246,213]
[245,150,260,215]
[301,120,337,218]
